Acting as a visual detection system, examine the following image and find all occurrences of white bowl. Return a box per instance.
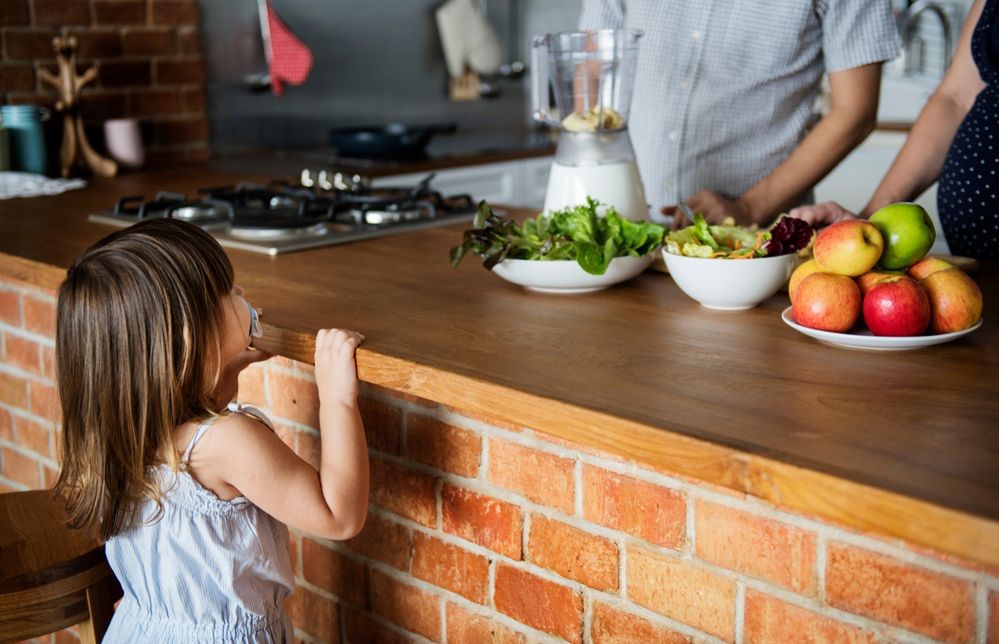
[661,250,797,310]
[491,254,655,294]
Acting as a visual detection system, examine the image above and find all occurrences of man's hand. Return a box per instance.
[661,191,753,229]
[787,202,856,226]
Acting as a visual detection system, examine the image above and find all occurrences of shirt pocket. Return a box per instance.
[715,0,821,78]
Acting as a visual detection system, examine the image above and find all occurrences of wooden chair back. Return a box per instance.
[0,490,122,644]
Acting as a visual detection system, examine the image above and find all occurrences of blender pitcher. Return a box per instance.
[531,30,649,220]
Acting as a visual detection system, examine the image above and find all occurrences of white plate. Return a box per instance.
[781,307,983,351]
[491,254,655,294]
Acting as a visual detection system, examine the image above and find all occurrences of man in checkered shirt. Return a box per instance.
[579,0,901,226]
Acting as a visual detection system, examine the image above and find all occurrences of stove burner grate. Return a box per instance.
[93,172,479,253]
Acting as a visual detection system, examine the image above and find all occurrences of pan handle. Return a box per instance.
[410,173,437,197]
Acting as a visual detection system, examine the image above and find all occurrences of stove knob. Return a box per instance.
[300,168,315,188]
[318,170,334,192]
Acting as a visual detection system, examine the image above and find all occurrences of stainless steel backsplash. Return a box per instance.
[197,0,581,153]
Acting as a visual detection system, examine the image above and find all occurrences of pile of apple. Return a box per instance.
[789,203,983,336]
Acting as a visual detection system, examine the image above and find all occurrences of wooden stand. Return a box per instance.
[38,30,117,178]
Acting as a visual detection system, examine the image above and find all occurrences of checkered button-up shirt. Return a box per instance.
[579,0,901,220]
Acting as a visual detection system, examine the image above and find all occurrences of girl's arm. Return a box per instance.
[192,328,369,540]
[860,0,986,216]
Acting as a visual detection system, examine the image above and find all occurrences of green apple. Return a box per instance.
[869,203,936,270]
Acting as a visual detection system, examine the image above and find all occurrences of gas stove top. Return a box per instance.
[88,172,477,255]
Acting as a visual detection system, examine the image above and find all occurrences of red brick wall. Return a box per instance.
[0,0,209,164]
[2,273,998,644]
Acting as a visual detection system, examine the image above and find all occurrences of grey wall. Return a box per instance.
[199,0,582,152]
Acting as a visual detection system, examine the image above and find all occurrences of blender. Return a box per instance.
[531,30,648,220]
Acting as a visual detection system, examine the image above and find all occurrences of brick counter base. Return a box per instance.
[2,275,997,644]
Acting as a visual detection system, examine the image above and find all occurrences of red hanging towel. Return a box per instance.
[264,0,313,96]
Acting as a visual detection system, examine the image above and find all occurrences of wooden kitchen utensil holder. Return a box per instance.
[38,30,118,178]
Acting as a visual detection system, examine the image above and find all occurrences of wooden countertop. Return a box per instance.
[2,165,997,567]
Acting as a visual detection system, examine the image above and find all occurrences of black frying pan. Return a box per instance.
[327,123,457,159]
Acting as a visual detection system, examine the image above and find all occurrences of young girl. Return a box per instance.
[54,218,368,643]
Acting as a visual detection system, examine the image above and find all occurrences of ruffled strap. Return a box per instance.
[227,402,275,431]
[181,417,219,463]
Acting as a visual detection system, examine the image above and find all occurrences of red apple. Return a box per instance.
[788,258,822,303]
[919,268,983,333]
[862,276,930,336]
[857,269,904,295]
[906,256,954,281]
[793,272,861,332]
[812,220,884,277]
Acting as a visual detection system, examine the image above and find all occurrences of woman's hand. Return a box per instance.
[314,328,365,407]
[662,191,754,229]
[787,202,856,226]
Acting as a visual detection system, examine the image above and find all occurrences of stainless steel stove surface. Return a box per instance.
[88,174,478,255]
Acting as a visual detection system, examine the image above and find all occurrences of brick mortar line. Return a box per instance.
[290,629,321,644]
[0,437,59,468]
[816,536,828,604]
[478,426,490,482]
[4,404,58,431]
[573,458,583,518]
[266,360,315,380]
[0,361,56,387]
[0,474,31,491]
[0,321,56,347]
[292,576,356,609]
[976,583,989,643]
[734,582,746,644]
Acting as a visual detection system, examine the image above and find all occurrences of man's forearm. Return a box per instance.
[742,107,877,224]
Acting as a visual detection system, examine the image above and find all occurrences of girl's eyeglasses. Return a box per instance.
[247,301,263,339]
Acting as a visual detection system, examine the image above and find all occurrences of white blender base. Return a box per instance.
[542,161,650,221]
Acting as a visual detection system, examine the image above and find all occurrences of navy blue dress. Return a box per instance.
[938,0,999,259]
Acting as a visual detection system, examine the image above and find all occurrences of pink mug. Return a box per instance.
[103,118,144,169]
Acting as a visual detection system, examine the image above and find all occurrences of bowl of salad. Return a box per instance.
[661,213,814,310]
[450,199,666,294]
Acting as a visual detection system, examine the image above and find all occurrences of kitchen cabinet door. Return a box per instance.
[373,157,553,209]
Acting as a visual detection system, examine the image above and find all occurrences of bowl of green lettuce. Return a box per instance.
[450,198,666,293]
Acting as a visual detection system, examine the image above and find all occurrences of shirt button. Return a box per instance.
[691,30,703,40]
[666,181,676,189]
[679,79,690,89]
[668,130,679,141]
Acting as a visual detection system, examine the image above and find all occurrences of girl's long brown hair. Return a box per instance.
[54,219,234,540]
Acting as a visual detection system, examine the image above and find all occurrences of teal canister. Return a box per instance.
[1,105,49,175]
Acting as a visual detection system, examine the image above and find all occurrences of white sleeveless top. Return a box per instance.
[103,404,294,643]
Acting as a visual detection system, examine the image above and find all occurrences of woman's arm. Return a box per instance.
[860,0,987,215]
